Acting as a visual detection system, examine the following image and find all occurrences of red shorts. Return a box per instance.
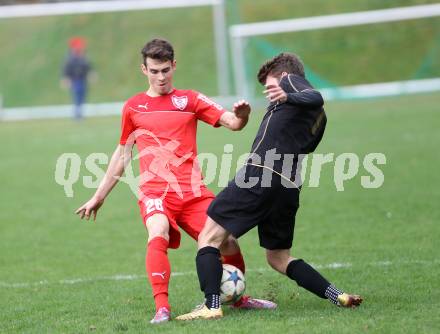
[138,187,215,249]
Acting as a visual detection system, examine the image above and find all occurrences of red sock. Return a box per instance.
[146,237,171,312]
[222,251,246,274]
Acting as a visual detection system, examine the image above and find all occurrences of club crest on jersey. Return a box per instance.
[171,95,188,110]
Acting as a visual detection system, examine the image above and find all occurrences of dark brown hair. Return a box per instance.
[141,38,174,66]
[257,52,305,84]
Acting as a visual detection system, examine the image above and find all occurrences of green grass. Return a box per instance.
[0,0,439,107]
[1,93,440,333]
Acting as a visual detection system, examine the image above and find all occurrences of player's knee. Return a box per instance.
[146,214,170,241]
[198,218,228,249]
[148,226,169,241]
[199,229,224,248]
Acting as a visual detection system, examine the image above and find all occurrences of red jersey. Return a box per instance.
[119,89,225,195]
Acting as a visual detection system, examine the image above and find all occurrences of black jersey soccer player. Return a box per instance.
[177,53,363,321]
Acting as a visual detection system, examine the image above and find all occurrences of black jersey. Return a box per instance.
[246,74,326,181]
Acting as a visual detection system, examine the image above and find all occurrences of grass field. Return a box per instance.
[1,93,440,333]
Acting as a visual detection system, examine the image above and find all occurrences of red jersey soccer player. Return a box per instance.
[76,39,276,324]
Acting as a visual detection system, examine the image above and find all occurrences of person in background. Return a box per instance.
[61,37,92,120]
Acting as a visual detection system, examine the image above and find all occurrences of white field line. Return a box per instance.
[1,259,438,289]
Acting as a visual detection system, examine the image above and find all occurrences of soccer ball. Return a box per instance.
[220,264,246,304]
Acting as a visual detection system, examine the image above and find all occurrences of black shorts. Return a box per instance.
[207,165,300,250]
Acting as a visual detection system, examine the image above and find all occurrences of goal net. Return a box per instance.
[229,4,440,100]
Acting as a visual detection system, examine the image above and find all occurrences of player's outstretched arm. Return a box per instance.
[264,84,324,108]
[75,144,132,221]
[218,100,251,131]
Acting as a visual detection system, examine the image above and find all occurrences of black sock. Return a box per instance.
[196,246,222,309]
[205,294,221,310]
[286,259,330,299]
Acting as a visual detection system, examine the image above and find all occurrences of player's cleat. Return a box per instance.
[231,295,277,309]
[176,305,223,321]
[150,307,171,324]
[191,302,206,312]
[337,293,363,308]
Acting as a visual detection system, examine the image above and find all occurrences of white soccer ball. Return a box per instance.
[220,264,246,304]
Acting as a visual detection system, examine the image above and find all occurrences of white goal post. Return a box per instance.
[229,4,440,99]
[0,0,230,97]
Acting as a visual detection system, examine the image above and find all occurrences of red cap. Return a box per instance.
[69,37,86,50]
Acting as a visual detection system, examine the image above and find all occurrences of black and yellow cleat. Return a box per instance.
[337,293,363,308]
[176,305,223,321]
